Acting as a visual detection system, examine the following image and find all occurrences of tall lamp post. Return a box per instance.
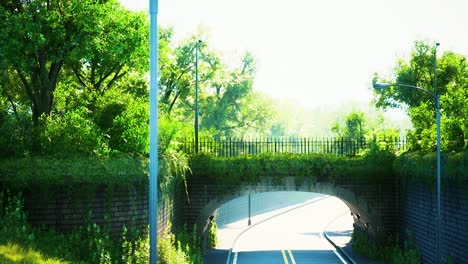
[195,40,202,153]
[373,42,441,263]
[149,0,159,263]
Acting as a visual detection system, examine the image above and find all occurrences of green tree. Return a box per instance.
[0,0,91,125]
[158,32,273,138]
[373,41,467,151]
[68,3,148,109]
[331,111,367,139]
[200,53,273,138]
[0,0,149,153]
[159,30,220,115]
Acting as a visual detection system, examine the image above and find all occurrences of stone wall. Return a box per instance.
[400,183,468,264]
[13,182,186,236]
[183,177,399,248]
[21,183,148,234]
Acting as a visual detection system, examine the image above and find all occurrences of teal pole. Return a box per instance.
[248,194,251,226]
[434,42,441,264]
[195,40,202,153]
[149,0,159,263]
[372,42,441,262]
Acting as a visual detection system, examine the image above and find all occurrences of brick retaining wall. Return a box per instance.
[401,183,468,264]
[21,183,148,234]
[4,182,186,236]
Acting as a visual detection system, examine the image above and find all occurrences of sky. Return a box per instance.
[119,0,468,115]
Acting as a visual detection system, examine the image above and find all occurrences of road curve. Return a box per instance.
[227,196,351,264]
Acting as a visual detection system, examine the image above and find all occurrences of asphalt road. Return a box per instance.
[227,196,350,264]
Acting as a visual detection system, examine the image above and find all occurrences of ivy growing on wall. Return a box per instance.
[188,151,396,187]
[394,150,467,187]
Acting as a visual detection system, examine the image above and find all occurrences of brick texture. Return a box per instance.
[400,183,468,264]
[16,183,186,236]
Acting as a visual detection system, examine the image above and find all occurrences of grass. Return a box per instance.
[0,243,69,264]
[0,191,204,264]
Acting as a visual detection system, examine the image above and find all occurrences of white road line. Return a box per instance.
[281,250,289,264]
[233,252,238,264]
[287,250,297,264]
[320,232,348,264]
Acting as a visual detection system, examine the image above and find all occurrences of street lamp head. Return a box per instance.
[372,83,392,90]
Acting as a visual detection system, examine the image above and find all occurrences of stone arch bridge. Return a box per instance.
[181,154,399,246]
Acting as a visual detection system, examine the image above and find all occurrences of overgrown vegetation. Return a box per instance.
[352,230,420,264]
[207,219,218,249]
[0,157,147,189]
[0,191,203,264]
[394,150,467,186]
[189,150,396,186]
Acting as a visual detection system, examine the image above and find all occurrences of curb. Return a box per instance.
[225,249,232,264]
[323,231,357,264]
[323,212,357,264]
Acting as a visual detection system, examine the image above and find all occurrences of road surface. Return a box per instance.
[227,195,351,264]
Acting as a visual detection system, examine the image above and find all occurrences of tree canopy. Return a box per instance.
[373,41,467,151]
[0,0,148,124]
[157,31,273,138]
[0,2,276,158]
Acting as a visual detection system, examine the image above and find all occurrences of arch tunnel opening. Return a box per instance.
[211,191,354,252]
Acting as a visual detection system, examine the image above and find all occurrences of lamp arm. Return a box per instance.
[396,84,436,100]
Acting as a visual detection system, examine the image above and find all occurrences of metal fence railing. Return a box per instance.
[180,137,407,157]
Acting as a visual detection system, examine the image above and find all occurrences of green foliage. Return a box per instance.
[0,191,148,264]
[207,220,218,249]
[39,108,110,158]
[394,150,467,186]
[0,191,204,264]
[189,151,396,186]
[352,230,420,263]
[121,226,149,264]
[157,223,203,264]
[158,30,273,138]
[0,157,147,190]
[331,109,403,153]
[159,150,190,202]
[111,98,149,155]
[0,0,148,129]
[331,111,367,139]
[0,150,192,262]
[373,41,468,152]
[159,114,193,155]
[0,243,68,264]
[68,1,148,100]
[199,54,272,138]
[157,234,190,264]
[0,108,33,158]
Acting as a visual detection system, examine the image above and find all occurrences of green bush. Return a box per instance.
[39,108,110,158]
[352,230,421,263]
[158,233,190,264]
[157,223,203,264]
[0,110,33,158]
[0,156,147,189]
[189,151,396,186]
[111,98,149,155]
[0,191,203,264]
[394,150,467,186]
[207,220,218,249]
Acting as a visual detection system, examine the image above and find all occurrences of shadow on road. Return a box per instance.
[204,249,230,264]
